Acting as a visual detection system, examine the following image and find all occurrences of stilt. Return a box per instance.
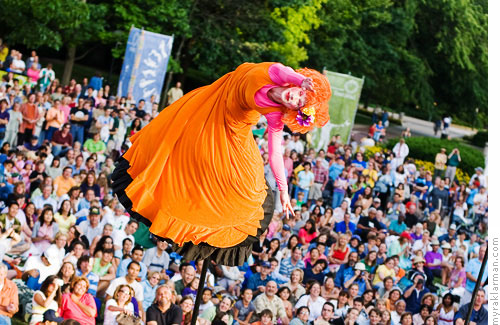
[465,247,488,324]
[191,257,210,325]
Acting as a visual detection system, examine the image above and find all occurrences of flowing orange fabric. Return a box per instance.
[123,62,281,248]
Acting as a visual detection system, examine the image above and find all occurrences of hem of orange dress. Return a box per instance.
[111,156,275,265]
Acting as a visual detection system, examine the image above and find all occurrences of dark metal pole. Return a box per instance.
[191,257,210,325]
[465,247,488,325]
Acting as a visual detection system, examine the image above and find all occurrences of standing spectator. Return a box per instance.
[70,99,89,146]
[5,101,22,147]
[445,148,461,184]
[45,100,65,141]
[20,93,40,144]
[167,82,184,105]
[295,162,314,202]
[39,64,55,93]
[331,170,348,209]
[0,99,9,144]
[434,148,447,180]
[391,138,409,168]
[309,153,328,204]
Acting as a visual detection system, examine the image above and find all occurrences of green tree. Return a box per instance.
[0,0,107,85]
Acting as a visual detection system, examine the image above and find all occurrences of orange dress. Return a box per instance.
[112,62,283,264]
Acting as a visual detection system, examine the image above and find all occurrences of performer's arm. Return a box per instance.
[265,111,287,192]
[268,63,306,87]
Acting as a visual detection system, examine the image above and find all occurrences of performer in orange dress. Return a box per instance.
[111,62,331,265]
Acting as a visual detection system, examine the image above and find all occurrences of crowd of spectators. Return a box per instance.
[0,45,488,325]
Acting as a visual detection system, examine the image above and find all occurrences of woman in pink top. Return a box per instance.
[59,276,97,325]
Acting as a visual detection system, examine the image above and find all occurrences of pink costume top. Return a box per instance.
[254,63,305,192]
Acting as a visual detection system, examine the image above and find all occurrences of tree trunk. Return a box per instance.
[62,45,76,86]
[159,36,186,110]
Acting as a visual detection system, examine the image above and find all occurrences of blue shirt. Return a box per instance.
[246,273,271,291]
[141,280,157,311]
[116,258,148,281]
[335,221,356,234]
[389,220,407,234]
[465,258,488,292]
[334,264,355,289]
[403,285,430,314]
[279,257,306,278]
[76,270,99,296]
[328,163,344,182]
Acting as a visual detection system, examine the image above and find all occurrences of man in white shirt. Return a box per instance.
[22,249,59,290]
[392,138,409,168]
[106,261,145,321]
[103,204,129,232]
[286,133,305,155]
[32,185,58,214]
[112,219,138,251]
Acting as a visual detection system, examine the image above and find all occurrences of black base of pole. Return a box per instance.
[191,257,210,325]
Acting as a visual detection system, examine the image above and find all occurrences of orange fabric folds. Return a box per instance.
[123,62,280,248]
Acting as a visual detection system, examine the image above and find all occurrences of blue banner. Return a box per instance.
[117,27,173,103]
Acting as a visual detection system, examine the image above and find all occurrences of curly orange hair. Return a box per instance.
[282,68,331,133]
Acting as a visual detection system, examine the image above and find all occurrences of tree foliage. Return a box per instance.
[0,0,487,126]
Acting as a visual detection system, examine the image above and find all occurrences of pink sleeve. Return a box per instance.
[265,111,288,191]
[268,63,306,87]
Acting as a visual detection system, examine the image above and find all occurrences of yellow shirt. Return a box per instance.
[54,213,76,234]
[373,264,396,286]
[362,169,378,187]
[54,175,77,197]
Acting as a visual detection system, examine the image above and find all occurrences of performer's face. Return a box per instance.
[281,87,306,110]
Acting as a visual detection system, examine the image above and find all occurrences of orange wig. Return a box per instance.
[282,68,331,134]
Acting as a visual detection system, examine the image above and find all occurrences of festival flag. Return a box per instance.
[117,27,173,103]
[311,71,364,150]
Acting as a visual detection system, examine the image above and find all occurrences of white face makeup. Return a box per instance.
[281,87,306,110]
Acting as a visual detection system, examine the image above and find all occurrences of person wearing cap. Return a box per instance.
[469,166,486,187]
[344,262,372,295]
[275,223,292,249]
[438,224,457,243]
[23,248,60,290]
[41,309,65,325]
[247,261,273,297]
[424,240,443,278]
[79,207,104,245]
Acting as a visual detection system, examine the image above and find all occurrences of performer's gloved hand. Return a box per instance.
[280,190,295,219]
[301,78,315,93]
